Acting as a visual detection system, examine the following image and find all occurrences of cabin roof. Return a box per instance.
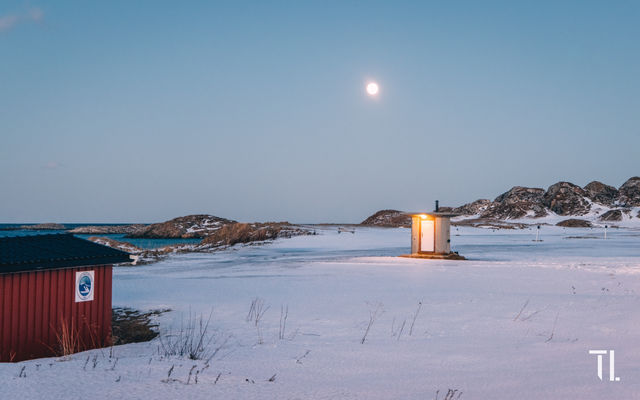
[0,234,131,274]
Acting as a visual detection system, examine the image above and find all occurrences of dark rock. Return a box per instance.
[126,215,235,238]
[453,199,493,216]
[481,187,547,219]
[361,210,411,227]
[556,219,592,228]
[599,209,623,221]
[618,177,640,207]
[542,182,591,216]
[583,181,618,206]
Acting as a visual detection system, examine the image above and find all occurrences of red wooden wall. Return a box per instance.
[0,265,112,362]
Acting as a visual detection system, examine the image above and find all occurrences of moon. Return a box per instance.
[366,82,379,96]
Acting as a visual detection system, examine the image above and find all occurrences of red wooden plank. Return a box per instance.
[4,274,14,361]
[57,268,66,354]
[105,266,113,345]
[10,274,19,361]
[26,272,36,358]
[34,271,44,355]
[49,269,58,348]
[0,276,9,360]
[18,273,29,358]
[41,270,51,355]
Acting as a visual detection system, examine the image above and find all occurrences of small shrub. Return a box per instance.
[158,310,227,361]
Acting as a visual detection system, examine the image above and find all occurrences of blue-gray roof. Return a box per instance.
[0,234,131,274]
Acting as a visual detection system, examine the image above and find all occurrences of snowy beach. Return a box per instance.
[2,226,640,399]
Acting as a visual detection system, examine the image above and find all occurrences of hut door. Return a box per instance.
[420,220,434,252]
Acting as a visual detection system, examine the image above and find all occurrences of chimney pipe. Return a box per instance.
[435,200,439,212]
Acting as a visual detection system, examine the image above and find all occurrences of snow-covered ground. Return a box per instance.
[3,226,640,399]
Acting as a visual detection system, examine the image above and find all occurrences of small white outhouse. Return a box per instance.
[401,210,464,260]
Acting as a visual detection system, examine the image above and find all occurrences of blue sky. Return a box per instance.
[1,1,638,223]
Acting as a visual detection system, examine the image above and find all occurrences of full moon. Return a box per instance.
[366,82,379,96]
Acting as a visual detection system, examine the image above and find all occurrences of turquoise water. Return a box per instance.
[0,224,201,249]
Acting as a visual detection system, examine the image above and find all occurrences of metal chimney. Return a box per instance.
[435,200,439,212]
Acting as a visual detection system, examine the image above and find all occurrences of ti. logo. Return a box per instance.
[75,271,95,302]
[589,350,620,382]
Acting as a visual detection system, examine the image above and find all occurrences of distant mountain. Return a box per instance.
[454,177,640,223]
[362,177,640,228]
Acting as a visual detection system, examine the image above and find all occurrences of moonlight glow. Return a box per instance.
[366,82,379,96]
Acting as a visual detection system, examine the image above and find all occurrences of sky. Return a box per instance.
[1,1,638,223]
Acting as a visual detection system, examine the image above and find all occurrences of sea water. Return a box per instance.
[0,224,201,249]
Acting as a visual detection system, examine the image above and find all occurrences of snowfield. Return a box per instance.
[3,226,640,399]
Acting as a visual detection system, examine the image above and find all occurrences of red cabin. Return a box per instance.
[0,234,130,362]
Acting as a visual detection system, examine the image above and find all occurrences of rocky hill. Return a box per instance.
[452,177,640,223]
[126,215,236,238]
[362,177,640,228]
[360,210,411,227]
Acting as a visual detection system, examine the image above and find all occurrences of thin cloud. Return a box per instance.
[0,7,44,33]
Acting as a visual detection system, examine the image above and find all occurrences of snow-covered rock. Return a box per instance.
[481,186,547,219]
[452,199,492,216]
[618,176,640,207]
[583,181,618,206]
[599,209,623,221]
[126,215,235,238]
[542,182,591,216]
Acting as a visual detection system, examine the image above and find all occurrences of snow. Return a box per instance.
[455,203,640,228]
[3,226,640,399]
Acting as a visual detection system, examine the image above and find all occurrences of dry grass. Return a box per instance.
[158,310,228,361]
[202,222,309,247]
[361,303,383,344]
[246,297,269,344]
[56,317,80,358]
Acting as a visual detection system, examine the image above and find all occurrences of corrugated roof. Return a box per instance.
[0,234,131,274]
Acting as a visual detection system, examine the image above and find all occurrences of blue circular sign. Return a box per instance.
[78,275,92,296]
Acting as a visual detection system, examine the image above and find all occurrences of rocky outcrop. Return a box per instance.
[361,210,411,227]
[452,199,492,216]
[542,182,591,216]
[126,215,235,238]
[583,181,618,206]
[480,187,547,219]
[556,219,592,228]
[200,222,312,248]
[69,224,147,235]
[618,177,640,207]
[20,223,67,230]
[599,210,622,221]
